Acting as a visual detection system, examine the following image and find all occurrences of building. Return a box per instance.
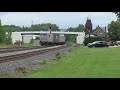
[92,25,109,41]
[84,18,109,41]
[93,25,107,37]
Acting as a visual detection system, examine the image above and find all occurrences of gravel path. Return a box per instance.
[0,45,75,76]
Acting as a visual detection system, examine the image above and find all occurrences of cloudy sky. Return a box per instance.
[0,12,117,29]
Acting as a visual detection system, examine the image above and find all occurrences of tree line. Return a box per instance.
[2,23,59,32]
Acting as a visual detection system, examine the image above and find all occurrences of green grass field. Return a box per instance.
[24,46,120,78]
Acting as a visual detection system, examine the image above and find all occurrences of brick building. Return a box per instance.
[93,25,109,41]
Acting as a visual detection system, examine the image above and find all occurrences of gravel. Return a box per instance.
[0,45,75,76]
[0,45,63,57]
[0,46,43,54]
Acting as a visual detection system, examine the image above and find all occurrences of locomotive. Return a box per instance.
[39,33,65,46]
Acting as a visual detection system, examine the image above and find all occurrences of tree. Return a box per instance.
[6,29,12,45]
[0,20,6,44]
[2,23,59,32]
[114,12,120,17]
[65,24,84,43]
[3,25,21,32]
[108,18,120,41]
[65,34,77,43]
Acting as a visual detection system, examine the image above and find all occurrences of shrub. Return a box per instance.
[14,40,24,47]
[35,37,40,40]
[56,53,61,59]
[39,60,47,65]
[30,38,34,44]
[15,67,27,73]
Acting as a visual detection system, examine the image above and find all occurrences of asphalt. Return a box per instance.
[109,45,120,48]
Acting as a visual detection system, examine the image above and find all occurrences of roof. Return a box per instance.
[100,27,106,32]
[93,26,106,33]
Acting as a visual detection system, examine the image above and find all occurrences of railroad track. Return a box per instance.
[0,46,51,53]
[0,44,72,64]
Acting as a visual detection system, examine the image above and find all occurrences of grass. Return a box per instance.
[22,46,120,78]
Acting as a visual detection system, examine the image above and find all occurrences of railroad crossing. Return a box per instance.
[11,31,85,44]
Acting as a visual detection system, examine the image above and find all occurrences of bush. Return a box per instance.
[14,40,24,47]
[15,67,27,73]
[35,37,40,40]
[83,36,103,46]
[56,53,61,59]
[30,38,34,44]
[5,30,12,45]
[39,60,47,65]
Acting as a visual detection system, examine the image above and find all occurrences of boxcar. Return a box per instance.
[40,33,65,46]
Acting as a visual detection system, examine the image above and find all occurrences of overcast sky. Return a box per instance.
[0,12,117,29]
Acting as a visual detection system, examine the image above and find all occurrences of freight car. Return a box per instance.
[39,33,65,46]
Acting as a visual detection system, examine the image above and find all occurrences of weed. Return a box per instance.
[39,60,47,65]
[74,44,80,47]
[15,67,27,73]
[56,53,61,60]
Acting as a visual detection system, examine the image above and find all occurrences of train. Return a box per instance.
[39,33,65,46]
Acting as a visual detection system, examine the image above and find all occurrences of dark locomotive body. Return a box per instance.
[39,33,65,46]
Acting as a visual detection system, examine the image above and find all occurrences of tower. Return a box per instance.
[85,18,92,35]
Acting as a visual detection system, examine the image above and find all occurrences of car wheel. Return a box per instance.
[93,45,95,48]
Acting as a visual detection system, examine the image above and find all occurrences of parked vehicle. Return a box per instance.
[116,41,120,45]
[109,41,119,46]
[87,41,109,48]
